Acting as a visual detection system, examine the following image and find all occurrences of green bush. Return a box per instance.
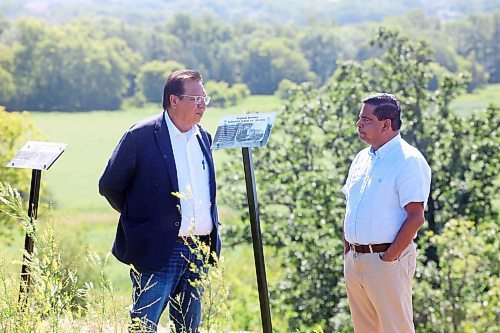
[414,220,499,333]
[274,79,298,99]
[136,60,185,104]
[204,80,250,107]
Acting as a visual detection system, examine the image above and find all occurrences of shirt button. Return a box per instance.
[174,222,180,227]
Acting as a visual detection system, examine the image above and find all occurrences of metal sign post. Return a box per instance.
[242,147,273,333]
[20,169,42,298]
[6,141,67,302]
[212,113,276,333]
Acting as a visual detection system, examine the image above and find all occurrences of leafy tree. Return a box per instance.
[0,43,15,103]
[8,19,140,111]
[243,37,316,94]
[219,28,499,331]
[368,28,499,234]
[136,60,185,103]
[166,14,241,84]
[298,26,341,84]
[446,12,500,83]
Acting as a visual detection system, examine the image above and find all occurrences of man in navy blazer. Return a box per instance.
[99,69,220,332]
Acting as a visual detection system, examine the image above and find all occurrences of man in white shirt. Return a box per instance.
[342,93,431,333]
[99,70,220,332]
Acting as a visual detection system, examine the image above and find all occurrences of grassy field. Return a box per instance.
[450,83,500,117]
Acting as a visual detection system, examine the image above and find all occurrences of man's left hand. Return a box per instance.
[379,252,399,262]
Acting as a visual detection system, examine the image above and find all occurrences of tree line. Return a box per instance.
[0,10,498,111]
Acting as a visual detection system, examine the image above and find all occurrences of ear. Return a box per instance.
[169,94,178,109]
[383,119,391,131]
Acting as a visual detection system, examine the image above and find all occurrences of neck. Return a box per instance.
[372,131,398,151]
[166,109,192,133]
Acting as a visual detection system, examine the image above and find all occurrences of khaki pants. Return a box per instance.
[344,242,417,333]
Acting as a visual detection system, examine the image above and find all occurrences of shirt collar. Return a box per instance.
[369,133,401,159]
[164,111,198,139]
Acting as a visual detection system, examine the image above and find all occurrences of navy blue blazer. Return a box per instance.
[99,112,221,271]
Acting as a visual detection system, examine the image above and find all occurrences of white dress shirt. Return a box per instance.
[342,134,431,245]
[165,112,213,237]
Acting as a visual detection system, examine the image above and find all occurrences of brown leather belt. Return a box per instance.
[348,242,391,253]
[176,235,210,245]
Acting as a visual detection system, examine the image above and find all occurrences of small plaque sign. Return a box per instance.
[212,112,276,149]
[7,141,67,170]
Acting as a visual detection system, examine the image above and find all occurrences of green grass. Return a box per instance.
[450,83,500,117]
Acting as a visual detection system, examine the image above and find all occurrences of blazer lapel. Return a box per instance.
[155,112,179,193]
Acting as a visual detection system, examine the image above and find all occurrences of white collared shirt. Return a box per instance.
[342,134,431,245]
[165,112,213,236]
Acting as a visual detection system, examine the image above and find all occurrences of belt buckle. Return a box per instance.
[368,244,374,253]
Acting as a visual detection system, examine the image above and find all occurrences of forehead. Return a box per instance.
[182,80,205,94]
[359,103,377,118]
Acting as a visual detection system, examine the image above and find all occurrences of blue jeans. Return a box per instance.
[129,242,205,333]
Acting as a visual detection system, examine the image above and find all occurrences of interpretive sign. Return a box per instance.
[7,141,67,171]
[212,112,276,149]
[5,140,67,303]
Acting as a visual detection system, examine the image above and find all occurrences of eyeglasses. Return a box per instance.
[179,95,211,106]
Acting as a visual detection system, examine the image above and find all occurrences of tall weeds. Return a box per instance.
[0,182,129,332]
[0,182,229,332]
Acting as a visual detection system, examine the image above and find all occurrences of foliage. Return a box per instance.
[414,220,499,333]
[0,107,40,242]
[4,19,140,111]
[219,28,499,331]
[298,25,341,84]
[0,67,15,102]
[367,28,499,233]
[243,37,317,94]
[205,80,250,107]
[446,12,500,83]
[0,183,231,332]
[136,60,185,104]
[0,182,130,332]
[0,10,499,110]
[274,79,298,100]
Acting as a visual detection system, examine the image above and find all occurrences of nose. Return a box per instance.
[356,119,362,127]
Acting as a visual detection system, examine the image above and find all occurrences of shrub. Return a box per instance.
[204,80,250,107]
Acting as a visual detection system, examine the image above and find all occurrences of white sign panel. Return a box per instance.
[7,141,67,170]
[212,112,276,149]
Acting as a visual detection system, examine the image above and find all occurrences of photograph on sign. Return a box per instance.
[7,141,68,170]
[212,112,276,149]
